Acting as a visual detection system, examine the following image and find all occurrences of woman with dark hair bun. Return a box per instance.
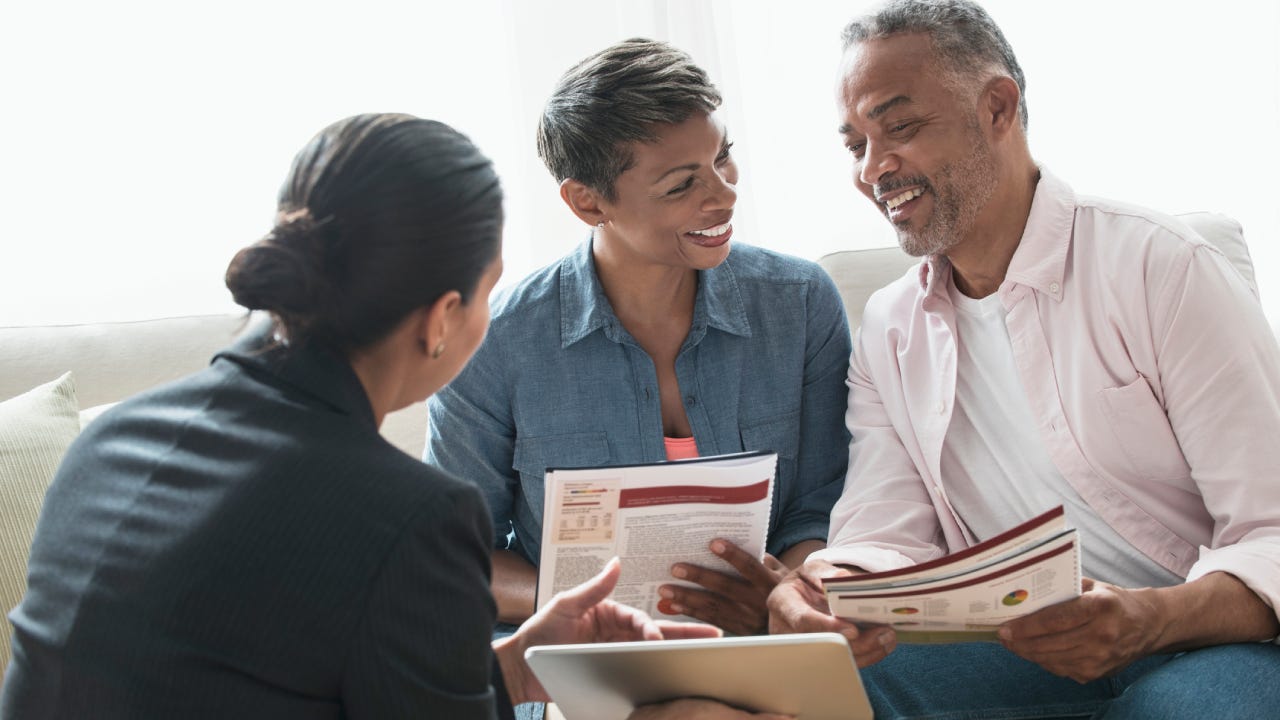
[1,113,769,720]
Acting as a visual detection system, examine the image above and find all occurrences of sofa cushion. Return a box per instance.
[0,372,81,672]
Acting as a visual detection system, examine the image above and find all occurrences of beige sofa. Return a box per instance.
[0,211,1257,676]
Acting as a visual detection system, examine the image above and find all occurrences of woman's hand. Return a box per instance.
[658,539,788,636]
[629,698,793,719]
[494,557,721,705]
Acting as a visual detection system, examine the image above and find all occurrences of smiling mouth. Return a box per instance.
[685,220,733,247]
[881,187,924,210]
[689,221,732,237]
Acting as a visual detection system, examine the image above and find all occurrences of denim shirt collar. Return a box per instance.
[558,238,752,349]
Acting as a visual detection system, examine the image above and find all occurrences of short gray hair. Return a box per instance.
[537,38,722,199]
[842,0,1028,129]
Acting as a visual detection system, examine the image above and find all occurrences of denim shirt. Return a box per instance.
[426,239,851,567]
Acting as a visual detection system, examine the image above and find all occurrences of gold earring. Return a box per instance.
[431,342,445,359]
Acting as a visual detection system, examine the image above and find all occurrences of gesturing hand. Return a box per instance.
[496,558,722,705]
[658,539,789,635]
[998,577,1162,683]
[766,558,897,668]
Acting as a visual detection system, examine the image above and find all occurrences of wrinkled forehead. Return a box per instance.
[836,33,939,115]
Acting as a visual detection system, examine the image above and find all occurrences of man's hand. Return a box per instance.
[1000,572,1280,684]
[495,558,721,704]
[766,558,897,667]
[998,577,1163,683]
[657,539,787,635]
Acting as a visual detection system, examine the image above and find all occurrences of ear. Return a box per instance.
[420,290,463,355]
[981,75,1022,138]
[559,179,608,227]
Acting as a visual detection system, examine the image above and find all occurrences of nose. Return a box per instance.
[858,138,899,188]
[703,170,737,211]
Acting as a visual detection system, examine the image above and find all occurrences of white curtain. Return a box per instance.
[2,0,1277,325]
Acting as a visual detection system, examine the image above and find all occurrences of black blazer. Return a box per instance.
[2,328,512,719]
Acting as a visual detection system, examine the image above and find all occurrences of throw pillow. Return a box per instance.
[0,372,80,672]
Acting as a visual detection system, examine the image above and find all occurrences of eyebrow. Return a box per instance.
[839,95,914,135]
[651,136,732,185]
[653,162,700,184]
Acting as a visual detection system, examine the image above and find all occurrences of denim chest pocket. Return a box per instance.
[512,432,612,521]
[739,411,801,460]
[1097,377,1190,482]
[740,412,800,513]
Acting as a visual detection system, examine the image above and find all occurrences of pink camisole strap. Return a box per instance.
[663,435,699,461]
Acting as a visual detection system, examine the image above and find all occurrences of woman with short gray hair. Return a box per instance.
[427,38,851,647]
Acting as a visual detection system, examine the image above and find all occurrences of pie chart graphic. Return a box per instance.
[891,607,920,615]
[1002,589,1029,606]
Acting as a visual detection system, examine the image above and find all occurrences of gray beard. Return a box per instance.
[896,135,997,258]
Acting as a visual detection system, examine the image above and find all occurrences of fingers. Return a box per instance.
[669,563,752,600]
[1001,593,1096,642]
[847,624,897,668]
[799,558,858,584]
[998,581,1154,684]
[706,539,786,590]
[653,620,724,640]
[661,584,765,636]
[766,570,841,635]
[546,557,621,616]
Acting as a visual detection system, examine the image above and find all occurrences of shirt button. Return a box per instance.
[685,395,697,406]
[1049,282,1061,294]
[936,401,946,414]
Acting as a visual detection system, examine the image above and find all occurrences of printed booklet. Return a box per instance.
[535,451,776,623]
[821,505,1081,641]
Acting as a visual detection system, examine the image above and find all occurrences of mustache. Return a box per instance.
[873,176,932,202]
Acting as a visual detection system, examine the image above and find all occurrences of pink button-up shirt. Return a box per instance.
[814,169,1280,627]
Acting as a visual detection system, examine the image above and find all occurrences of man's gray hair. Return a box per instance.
[842,0,1028,129]
[537,38,722,199]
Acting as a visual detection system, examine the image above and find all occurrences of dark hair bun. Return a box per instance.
[225,211,334,339]
[224,114,503,351]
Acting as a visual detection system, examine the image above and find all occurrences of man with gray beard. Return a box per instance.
[768,1,1280,718]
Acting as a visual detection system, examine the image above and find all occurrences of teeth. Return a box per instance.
[884,188,924,210]
[690,222,732,237]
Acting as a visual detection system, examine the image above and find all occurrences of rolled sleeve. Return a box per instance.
[1152,243,1280,634]
[823,324,950,571]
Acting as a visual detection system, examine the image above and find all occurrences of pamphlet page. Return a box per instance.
[536,451,776,623]
[822,506,1081,641]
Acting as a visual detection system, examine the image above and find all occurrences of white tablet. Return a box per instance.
[524,632,873,720]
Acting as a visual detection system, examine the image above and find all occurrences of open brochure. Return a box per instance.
[821,506,1081,642]
[536,451,776,623]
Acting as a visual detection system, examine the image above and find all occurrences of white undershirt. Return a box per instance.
[940,276,1180,588]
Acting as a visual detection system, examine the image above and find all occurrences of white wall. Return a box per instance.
[2,0,1276,325]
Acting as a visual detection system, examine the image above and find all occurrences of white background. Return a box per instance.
[2,0,1277,325]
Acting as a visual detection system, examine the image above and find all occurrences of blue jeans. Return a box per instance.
[860,641,1280,719]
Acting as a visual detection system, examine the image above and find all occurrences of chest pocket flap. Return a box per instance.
[513,432,612,479]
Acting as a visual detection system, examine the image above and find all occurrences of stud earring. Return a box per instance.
[597,221,605,228]
[431,342,445,359]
